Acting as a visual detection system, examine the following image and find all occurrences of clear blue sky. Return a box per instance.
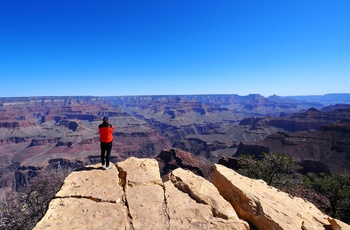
[0,0,349,97]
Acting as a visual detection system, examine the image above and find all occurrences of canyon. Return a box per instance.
[0,94,350,196]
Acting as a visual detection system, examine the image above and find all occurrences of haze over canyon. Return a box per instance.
[0,93,349,193]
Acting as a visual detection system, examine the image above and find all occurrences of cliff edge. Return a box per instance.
[34,157,349,230]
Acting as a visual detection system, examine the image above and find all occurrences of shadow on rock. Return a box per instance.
[73,166,105,172]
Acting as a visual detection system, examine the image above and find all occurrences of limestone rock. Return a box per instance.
[116,157,163,187]
[55,164,123,203]
[164,180,212,229]
[34,198,128,230]
[117,157,168,230]
[168,168,239,221]
[165,175,249,230]
[34,158,349,230]
[34,164,128,230]
[213,163,349,230]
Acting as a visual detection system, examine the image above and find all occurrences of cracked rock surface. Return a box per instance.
[117,157,168,230]
[34,158,349,230]
[33,164,129,229]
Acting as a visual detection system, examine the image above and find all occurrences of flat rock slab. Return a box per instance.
[117,157,168,230]
[33,198,128,230]
[126,185,168,230]
[34,164,127,230]
[56,164,123,203]
[116,157,163,187]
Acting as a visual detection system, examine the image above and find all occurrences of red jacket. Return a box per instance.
[98,122,114,143]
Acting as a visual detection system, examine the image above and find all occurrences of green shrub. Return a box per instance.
[305,172,350,221]
[236,152,350,224]
[237,152,301,187]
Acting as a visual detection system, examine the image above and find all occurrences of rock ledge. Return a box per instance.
[34,158,349,230]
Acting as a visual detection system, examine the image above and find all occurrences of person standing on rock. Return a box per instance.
[98,116,114,169]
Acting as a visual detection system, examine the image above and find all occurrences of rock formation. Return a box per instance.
[156,148,213,181]
[34,157,349,230]
[239,107,350,132]
[235,119,350,174]
[213,164,348,230]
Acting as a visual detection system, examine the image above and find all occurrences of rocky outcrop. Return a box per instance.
[168,168,241,221]
[33,164,128,229]
[116,157,168,229]
[34,157,349,230]
[213,164,349,230]
[156,148,212,181]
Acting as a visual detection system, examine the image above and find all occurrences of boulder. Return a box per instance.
[168,168,238,220]
[213,163,349,230]
[166,168,249,230]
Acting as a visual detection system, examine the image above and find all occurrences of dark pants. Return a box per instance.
[100,141,112,167]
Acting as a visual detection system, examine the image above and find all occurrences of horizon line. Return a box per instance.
[1,92,350,99]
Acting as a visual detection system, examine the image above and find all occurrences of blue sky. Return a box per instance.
[0,0,349,97]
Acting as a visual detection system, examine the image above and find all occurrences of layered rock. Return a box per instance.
[240,107,350,132]
[110,94,324,117]
[3,95,349,198]
[0,97,171,194]
[34,157,349,230]
[236,119,350,173]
